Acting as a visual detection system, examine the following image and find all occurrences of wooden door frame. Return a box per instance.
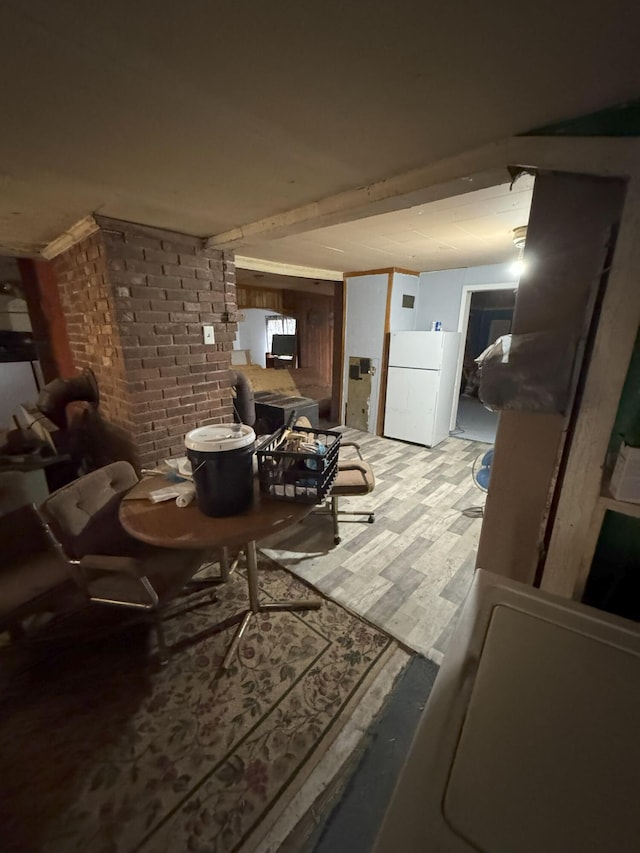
[450,281,519,432]
[477,171,632,590]
[340,267,417,432]
[540,178,640,598]
[331,280,345,424]
[376,271,394,436]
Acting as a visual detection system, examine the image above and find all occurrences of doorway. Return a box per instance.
[450,285,518,444]
[345,355,378,431]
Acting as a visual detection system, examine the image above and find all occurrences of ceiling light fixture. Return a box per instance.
[510,225,527,276]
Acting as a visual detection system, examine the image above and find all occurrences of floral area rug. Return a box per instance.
[0,557,395,853]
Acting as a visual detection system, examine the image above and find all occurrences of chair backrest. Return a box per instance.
[41,461,139,559]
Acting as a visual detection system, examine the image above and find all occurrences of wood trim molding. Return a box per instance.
[236,284,284,312]
[390,267,421,277]
[344,268,394,278]
[234,255,341,280]
[376,272,394,436]
[333,281,346,424]
[343,267,420,278]
[41,215,99,259]
[339,278,349,423]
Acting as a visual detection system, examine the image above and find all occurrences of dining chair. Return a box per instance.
[39,461,220,663]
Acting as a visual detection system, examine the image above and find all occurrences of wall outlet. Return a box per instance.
[203,325,215,345]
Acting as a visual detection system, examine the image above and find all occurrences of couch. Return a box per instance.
[235,365,331,417]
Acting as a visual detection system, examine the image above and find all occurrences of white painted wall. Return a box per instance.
[0,257,30,331]
[342,273,388,430]
[390,272,418,331]
[236,308,271,366]
[416,262,519,331]
[235,308,294,366]
[0,295,31,331]
[0,362,39,429]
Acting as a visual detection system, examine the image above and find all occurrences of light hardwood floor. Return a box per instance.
[261,429,486,664]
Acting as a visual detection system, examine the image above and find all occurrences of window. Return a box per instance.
[266,314,296,353]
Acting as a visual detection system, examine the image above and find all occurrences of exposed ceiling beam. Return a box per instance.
[41,215,99,260]
[208,136,640,251]
[35,138,640,265]
[510,135,640,176]
[207,141,511,249]
[235,255,340,280]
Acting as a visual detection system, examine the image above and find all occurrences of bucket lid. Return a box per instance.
[185,423,255,453]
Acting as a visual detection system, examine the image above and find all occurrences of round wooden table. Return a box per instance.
[120,476,313,550]
[119,475,320,667]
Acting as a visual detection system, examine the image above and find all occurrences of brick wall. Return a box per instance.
[54,216,237,468]
[53,231,134,442]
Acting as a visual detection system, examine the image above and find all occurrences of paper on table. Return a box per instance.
[148,481,195,505]
[176,486,196,508]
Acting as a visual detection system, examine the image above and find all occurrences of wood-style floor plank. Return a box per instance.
[261,429,486,663]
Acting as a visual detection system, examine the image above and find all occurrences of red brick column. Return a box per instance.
[53,217,237,468]
[18,258,75,382]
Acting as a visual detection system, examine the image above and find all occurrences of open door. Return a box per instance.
[345,356,377,431]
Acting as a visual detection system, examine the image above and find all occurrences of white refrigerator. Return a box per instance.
[384,331,461,447]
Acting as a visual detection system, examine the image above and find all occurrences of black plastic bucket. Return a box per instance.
[185,424,256,517]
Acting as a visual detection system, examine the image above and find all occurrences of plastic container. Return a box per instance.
[256,424,341,503]
[184,424,256,517]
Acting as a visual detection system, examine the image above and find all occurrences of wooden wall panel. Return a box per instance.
[237,285,283,312]
[331,281,344,423]
[282,290,334,386]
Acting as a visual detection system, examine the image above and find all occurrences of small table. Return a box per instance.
[119,476,320,667]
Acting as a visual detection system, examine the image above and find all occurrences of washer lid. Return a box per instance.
[185,423,255,453]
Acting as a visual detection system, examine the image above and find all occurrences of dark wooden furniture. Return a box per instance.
[265,354,297,369]
[119,475,320,667]
[254,392,319,433]
[234,365,331,418]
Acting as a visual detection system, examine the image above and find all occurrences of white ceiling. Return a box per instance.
[0,0,638,256]
[240,178,533,273]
